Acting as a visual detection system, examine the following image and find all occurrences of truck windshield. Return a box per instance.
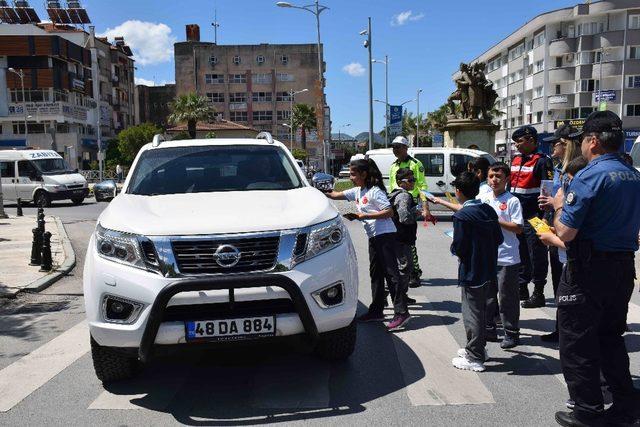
[33,158,72,174]
[127,145,303,195]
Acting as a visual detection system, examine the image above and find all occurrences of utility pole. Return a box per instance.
[360,18,373,151]
[416,88,422,147]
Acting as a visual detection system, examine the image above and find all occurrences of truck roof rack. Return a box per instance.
[256,131,274,144]
[151,134,165,148]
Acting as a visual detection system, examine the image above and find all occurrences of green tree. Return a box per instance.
[105,139,124,170]
[291,148,308,161]
[204,131,217,139]
[168,93,216,139]
[117,122,162,163]
[171,131,191,140]
[427,104,450,133]
[291,104,316,150]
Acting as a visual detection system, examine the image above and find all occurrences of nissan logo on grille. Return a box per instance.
[212,244,241,268]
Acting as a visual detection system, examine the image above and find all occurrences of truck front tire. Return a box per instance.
[90,337,139,383]
[314,321,357,361]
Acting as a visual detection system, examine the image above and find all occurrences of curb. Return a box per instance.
[21,217,76,294]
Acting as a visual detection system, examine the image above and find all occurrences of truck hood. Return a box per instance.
[43,173,87,186]
[98,187,338,236]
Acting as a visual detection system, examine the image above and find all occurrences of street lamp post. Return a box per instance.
[289,88,308,150]
[360,19,373,151]
[8,68,28,141]
[372,55,389,147]
[597,47,609,110]
[374,98,415,141]
[416,88,423,146]
[277,1,329,172]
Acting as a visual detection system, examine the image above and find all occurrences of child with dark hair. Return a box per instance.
[324,159,409,330]
[470,157,492,195]
[478,162,524,349]
[450,171,504,372]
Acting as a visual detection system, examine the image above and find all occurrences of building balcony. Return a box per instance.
[594,31,625,50]
[548,67,575,83]
[577,64,593,79]
[549,38,576,56]
[592,61,622,78]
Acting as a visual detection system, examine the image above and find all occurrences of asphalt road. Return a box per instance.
[0,197,639,426]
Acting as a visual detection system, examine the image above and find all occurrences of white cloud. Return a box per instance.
[134,77,156,86]
[391,10,425,26]
[99,20,176,66]
[342,62,365,77]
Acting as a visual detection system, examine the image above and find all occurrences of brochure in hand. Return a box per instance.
[528,217,551,234]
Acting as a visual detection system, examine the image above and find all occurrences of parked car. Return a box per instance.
[366,147,496,195]
[0,149,88,206]
[93,179,118,202]
[84,133,358,383]
[338,164,350,178]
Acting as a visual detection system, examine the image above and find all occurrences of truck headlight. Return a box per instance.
[95,224,159,272]
[52,184,67,191]
[293,216,345,266]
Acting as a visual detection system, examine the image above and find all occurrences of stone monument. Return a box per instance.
[443,62,500,154]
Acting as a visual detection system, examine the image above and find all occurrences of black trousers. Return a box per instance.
[548,246,563,334]
[368,233,407,315]
[558,255,637,416]
[517,219,549,294]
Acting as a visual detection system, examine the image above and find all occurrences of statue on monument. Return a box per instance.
[447,61,498,121]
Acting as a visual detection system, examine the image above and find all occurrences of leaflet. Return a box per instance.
[528,217,551,234]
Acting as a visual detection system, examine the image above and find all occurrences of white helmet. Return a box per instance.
[392,136,409,146]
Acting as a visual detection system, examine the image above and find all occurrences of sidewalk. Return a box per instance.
[0,215,75,297]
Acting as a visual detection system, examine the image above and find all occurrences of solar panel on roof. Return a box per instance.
[13,0,40,23]
[46,7,71,24]
[0,6,19,23]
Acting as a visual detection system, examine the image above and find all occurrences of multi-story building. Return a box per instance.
[0,23,135,169]
[462,0,640,154]
[174,24,329,164]
[136,83,176,128]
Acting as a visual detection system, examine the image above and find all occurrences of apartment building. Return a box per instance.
[0,23,135,169]
[136,83,175,128]
[463,0,640,154]
[174,24,329,162]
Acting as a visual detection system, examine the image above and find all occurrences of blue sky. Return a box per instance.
[72,0,580,135]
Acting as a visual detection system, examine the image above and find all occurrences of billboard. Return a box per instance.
[388,105,403,138]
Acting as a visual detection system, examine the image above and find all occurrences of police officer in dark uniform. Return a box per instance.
[552,111,640,426]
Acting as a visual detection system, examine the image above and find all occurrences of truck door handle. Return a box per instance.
[437,180,445,186]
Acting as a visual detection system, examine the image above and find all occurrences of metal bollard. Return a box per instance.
[29,227,42,266]
[16,198,23,216]
[37,214,45,235]
[40,231,52,272]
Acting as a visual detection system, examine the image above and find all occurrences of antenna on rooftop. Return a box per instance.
[211,8,219,44]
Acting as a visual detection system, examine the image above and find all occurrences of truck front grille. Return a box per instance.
[171,236,280,274]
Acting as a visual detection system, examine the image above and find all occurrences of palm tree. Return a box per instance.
[426,104,450,133]
[168,94,215,139]
[292,104,316,150]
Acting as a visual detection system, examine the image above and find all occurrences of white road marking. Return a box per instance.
[390,299,495,406]
[0,321,90,412]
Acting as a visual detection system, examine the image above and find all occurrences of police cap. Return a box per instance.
[569,110,623,138]
[511,125,538,142]
[543,123,578,142]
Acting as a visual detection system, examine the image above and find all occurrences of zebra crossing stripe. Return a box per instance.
[0,321,90,412]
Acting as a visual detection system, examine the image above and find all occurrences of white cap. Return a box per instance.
[391,136,409,146]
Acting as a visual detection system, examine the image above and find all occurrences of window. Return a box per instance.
[577,22,604,36]
[206,92,224,103]
[205,74,224,84]
[555,84,561,95]
[526,63,533,76]
[534,32,545,47]
[228,74,246,84]
[577,79,599,92]
[626,104,640,116]
[17,160,38,178]
[535,111,543,123]
[232,55,241,65]
[508,43,525,61]
[534,86,543,98]
[627,75,640,88]
[253,111,273,121]
[630,15,640,30]
[450,154,475,177]
[253,73,272,84]
[252,92,272,102]
[534,59,544,72]
[0,161,15,178]
[487,56,502,72]
[256,55,265,64]
[571,107,595,118]
[277,110,291,121]
[230,111,248,122]
[229,92,247,103]
[629,46,640,60]
[578,51,595,65]
[276,91,292,102]
[280,55,289,65]
[12,122,45,134]
[209,56,218,65]
[414,154,444,177]
[276,73,295,82]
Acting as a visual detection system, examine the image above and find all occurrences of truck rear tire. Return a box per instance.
[314,321,356,361]
[71,197,84,205]
[90,337,139,383]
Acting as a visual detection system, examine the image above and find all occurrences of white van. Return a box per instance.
[366,147,496,195]
[0,149,88,206]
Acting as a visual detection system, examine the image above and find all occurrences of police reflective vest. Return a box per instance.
[509,152,553,217]
[389,155,428,199]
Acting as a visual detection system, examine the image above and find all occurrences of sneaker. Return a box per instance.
[452,355,485,372]
[407,297,417,305]
[387,313,411,331]
[500,335,519,349]
[541,331,559,343]
[358,311,385,322]
[519,286,530,301]
[457,348,489,361]
[521,292,545,309]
